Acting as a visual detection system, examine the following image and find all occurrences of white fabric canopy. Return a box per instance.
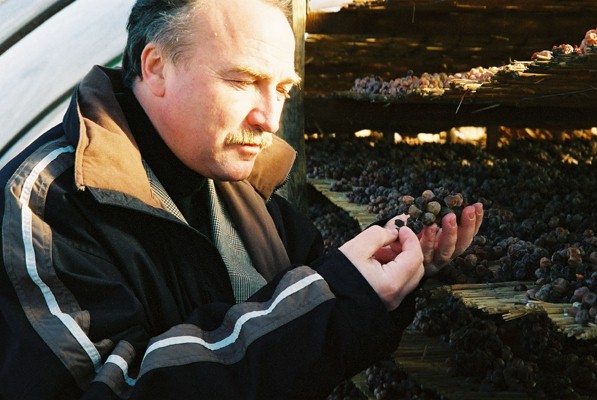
[0,0,134,167]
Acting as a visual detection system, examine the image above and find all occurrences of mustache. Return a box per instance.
[225,129,273,149]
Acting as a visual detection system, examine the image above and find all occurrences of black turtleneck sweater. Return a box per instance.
[115,89,212,238]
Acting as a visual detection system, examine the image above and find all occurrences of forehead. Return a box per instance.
[191,0,297,78]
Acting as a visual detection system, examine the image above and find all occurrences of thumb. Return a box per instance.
[339,225,399,262]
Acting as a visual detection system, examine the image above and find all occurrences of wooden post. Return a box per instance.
[277,0,308,214]
[485,125,500,153]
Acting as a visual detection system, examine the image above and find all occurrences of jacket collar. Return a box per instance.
[65,66,297,207]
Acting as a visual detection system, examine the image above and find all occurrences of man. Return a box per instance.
[0,0,483,398]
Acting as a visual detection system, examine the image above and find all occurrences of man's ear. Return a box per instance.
[140,43,166,97]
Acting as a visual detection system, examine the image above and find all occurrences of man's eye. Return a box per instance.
[232,80,253,88]
[277,86,292,100]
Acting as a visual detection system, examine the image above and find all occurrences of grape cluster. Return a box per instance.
[500,313,597,398]
[351,67,500,97]
[447,317,542,393]
[568,286,597,326]
[326,379,367,400]
[308,199,361,251]
[412,291,471,338]
[351,27,597,100]
[394,188,466,234]
[532,26,597,61]
[580,27,597,54]
[411,292,597,398]
[364,358,443,400]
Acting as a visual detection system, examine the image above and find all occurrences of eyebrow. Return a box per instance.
[228,65,302,87]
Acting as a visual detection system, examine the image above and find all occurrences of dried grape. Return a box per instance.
[395,188,467,234]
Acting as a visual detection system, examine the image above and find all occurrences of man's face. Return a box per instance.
[153,0,298,181]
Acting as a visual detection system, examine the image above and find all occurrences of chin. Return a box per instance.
[217,162,255,182]
[223,172,251,182]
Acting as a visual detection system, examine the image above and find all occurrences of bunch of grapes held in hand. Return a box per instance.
[395,188,466,234]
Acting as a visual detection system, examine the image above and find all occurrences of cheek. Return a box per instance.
[212,98,253,134]
[166,81,252,144]
[166,90,212,134]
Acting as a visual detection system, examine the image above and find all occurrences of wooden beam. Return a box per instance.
[278,0,308,213]
[307,2,596,42]
[304,96,597,134]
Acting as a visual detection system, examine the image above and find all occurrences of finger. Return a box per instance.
[386,227,425,294]
[434,213,457,265]
[419,223,439,267]
[339,225,398,264]
[397,224,423,254]
[386,239,403,255]
[361,226,424,311]
[473,202,484,233]
[383,214,408,230]
[383,226,423,278]
[454,204,480,255]
[373,246,398,264]
[374,238,404,263]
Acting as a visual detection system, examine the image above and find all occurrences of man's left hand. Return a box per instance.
[385,202,484,277]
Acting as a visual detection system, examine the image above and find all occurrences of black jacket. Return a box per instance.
[0,66,412,399]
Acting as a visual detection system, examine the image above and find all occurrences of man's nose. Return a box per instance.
[246,88,284,134]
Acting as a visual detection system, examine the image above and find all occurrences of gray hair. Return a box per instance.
[121,0,293,88]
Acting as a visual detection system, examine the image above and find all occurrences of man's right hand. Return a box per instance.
[339,225,424,311]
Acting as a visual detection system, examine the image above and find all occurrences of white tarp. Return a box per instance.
[0,0,62,46]
[0,0,134,167]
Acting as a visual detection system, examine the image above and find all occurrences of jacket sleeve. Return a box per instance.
[266,192,325,265]
[126,251,403,400]
[267,193,418,338]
